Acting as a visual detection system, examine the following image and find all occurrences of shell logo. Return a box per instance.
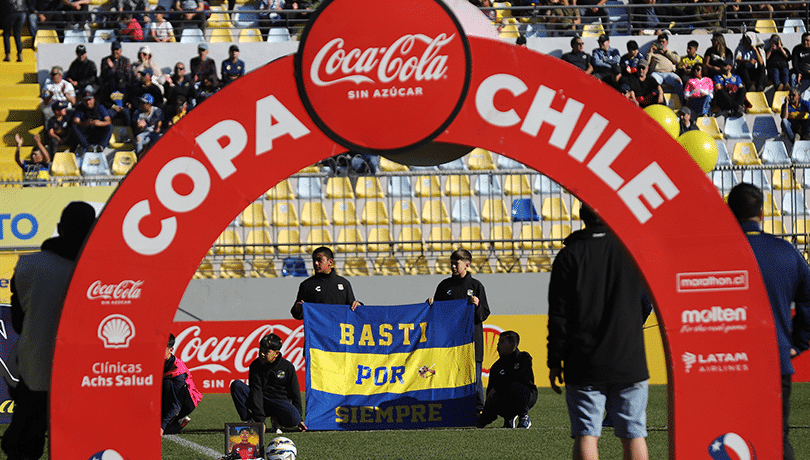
[481,324,504,378]
[97,314,136,349]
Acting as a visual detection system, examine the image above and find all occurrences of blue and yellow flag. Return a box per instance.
[303,300,477,430]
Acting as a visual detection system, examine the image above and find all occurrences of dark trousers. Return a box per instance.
[230,380,302,427]
[1,381,48,460]
[479,382,537,426]
[476,361,484,412]
[162,378,196,433]
[783,374,794,460]
[715,87,748,112]
[3,12,25,56]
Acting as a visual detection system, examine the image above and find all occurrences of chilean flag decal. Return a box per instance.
[708,432,757,460]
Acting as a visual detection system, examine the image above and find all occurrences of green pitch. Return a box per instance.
[2,383,809,459]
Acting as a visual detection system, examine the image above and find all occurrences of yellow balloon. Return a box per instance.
[643,104,680,139]
[677,130,718,173]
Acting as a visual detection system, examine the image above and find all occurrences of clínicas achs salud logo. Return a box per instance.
[294,0,471,154]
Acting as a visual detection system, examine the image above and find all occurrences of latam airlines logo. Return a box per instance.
[682,351,749,374]
[709,432,757,460]
[295,0,471,153]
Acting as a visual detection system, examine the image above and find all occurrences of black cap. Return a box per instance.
[76,44,86,55]
[111,41,122,51]
[229,44,239,53]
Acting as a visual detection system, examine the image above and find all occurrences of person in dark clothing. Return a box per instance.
[678,107,698,135]
[548,204,650,460]
[727,183,810,460]
[2,0,27,62]
[164,61,195,117]
[290,246,360,320]
[71,91,112,156]
[428,249,491,412]
[229,333,307,432]
[161,333,202,435]
[477,331,537,429]
[190,43,218,85]
[64,44,98,91]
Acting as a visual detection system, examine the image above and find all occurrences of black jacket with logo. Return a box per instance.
[487,349,537,406]
[247,356,301,424]
[292,270,357,319]
[433,272,490,362]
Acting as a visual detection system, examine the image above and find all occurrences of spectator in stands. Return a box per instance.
[766,34,791,92]
[149,6,175,42]
[591,34,621,86]
[164,61,195,117]
[133,93,163,158]
[116,0,148,22]
[26,0,60,39]
[680,0,721,31]
[619,58,662,107]
[2,0,26,62]
[190,43,218,85]
[725,0,755,33]
[734,32,766,92]
[620,40,644,77]
[41,66,76,123]
[543,0,579,37]
[132,45,165,85]
[172,0,205,35]
[129,67,164,111]
[14,133,50,182]
[684,63,713,117]
[560,36,593,74]
[166,95,188,130]
[257,0,284,40]
[71,90,113,157]
[648,33,684,104]
[678,106,697,135]
[576,0,608,26]
[677,40,702,82]
[45,101,74,156]
[65,44,99,93]
[58,0,90,32]
[713,61,748,117]
[100,41,135,105]
[194,74,218,105]
[780,87,810,142]
[704,32,734,80]
[119,12,144,42]
[221,44,245,86]
[791,33,810,88]
[106,89,130,126]
[629,0,667,36]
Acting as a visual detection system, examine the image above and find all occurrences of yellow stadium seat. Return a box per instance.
[581,22,605,38]
[664,93,682,112]
[490,225,514,251]
[481,198,510,223]
[245,229,274,254]
[496,253,523,273]
[109,125,134,149]
[272,202,299,226]
[208,28,234,42]
[415,175,442,197]
[754,19,778,34]
[503,174,532,195]
[375,255,402,275]
[34,29,59,50]
[434,256,452,275]
[193,258,216,279]
[444,175,473,196]
[305,228,333,252]
[111,151,137,175]
[772,91,788,113]
[397,227,423,252]
[526,253,552,272]
[764,192,781,217]
[421,200,451,224]
[549,223,572,248]
[266,179,294,200]
[493,1,513,19]
[298,165,320,173]
[571,198,582,220]
[215,229,244,255]
[762,219,785,236]
[696,116,724,140]
[301,201,329,226]
[276,229,302,254]
[499,19,520,40]
[250,258,277,277]
[367,228,393,252]
[219,258,245,278]
[731,142,760,165]
[239,28,263,42]
[745,92,771,114]
[427,227,453,251]
[459,226,486,251]
[336,228,365,253]
[404,255,431,275]
[50,151,80,178]
[467,148,496,170]
[207,6,232,28]
[542,197,571,220]
[332,201,358,225]
[361,200,390,225]
[379,157,408,171]
[393,200,420,225]
[343,257,371,276]
[519,224,545,250]
[773,169,799,190]
[240,202,269,227]
[325,176,355,199]
[470,256,493,274]
[355,177,384,198]
[794,219,810,243]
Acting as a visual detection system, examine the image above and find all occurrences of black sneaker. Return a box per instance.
[518,415,532,429]
[503,415,518,428]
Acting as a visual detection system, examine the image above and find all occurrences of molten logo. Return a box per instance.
[87,280,143,301]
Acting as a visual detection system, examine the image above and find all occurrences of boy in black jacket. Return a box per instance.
[477,331,537,429]
[230,333,307,433]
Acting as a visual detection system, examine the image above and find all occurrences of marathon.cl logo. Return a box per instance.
[97,314,136,349]
[709,432,756,460]
[676,270,748,293]
[294,0,471,153]
[680,306,747,334]
[86,280,143,305]
[682,351,749,374]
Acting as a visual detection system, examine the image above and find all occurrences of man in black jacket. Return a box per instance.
[229,333,307,433]
[64,44,98,92]
[477,331,536,429]
[547,205,650,460]
[429,249,491,412]
[290,246,360,320]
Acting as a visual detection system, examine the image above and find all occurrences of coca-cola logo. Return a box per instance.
[295,0,470,153]
[87,280,143,302]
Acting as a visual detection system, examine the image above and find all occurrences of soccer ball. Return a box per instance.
[266,437,297,460]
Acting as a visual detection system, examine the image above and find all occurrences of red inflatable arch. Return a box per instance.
[51,0,780,457]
